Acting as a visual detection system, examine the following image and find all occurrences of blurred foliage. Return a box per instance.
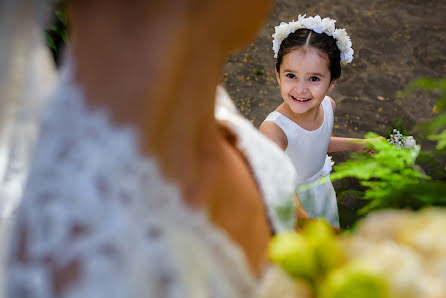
[45,1,68,66]
[331,78,446,216]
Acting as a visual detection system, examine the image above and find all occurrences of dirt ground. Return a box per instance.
[222,0,446,227]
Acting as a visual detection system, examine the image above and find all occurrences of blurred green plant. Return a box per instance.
[399,78,446,150]
[253,68,265,75]
[45,2,68,65]
[331,78,446,215]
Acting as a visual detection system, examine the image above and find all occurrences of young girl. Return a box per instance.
[260,15,370,228]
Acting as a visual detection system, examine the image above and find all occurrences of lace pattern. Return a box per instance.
[7,65,256,298]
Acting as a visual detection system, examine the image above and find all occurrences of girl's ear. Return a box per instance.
[328,79,338,91]
[275,68,281,85]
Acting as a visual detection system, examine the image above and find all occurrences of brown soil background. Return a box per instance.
[222,0,446,227]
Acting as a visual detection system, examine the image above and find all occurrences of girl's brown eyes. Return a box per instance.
[284,74,320,82]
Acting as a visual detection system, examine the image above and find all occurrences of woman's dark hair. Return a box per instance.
[275,29,341,81]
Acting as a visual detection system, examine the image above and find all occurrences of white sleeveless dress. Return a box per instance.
[4,61,298,298]
[264,97,340,228]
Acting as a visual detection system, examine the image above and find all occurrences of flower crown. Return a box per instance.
[272,14,354,65]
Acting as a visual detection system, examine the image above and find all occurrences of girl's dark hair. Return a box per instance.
[275,29,341,81]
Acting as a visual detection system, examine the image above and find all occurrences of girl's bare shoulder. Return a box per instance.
[326,96,336,112]
[259,120,288,150]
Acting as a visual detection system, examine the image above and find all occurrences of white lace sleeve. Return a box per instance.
[6,67,257,298]
[215,86,297,233]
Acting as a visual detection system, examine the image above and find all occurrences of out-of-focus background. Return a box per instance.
[42,0,446,228]
[16,2,445,297]
[222,0,446,228]
[223,0,445,130]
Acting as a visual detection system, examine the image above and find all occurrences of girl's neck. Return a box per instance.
[69,3,227,205]
[278,101,325,131]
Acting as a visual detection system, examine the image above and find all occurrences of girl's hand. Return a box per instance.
[332,226,342,234]
[357,137,385,153]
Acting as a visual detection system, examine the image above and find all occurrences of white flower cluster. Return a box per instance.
[387,129,417,149]
[321,155,335,177]
[272,14,354,65]
[342,208,446,298]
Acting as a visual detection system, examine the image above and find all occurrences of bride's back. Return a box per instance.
[4,1,300,297]
[67,0,274,273]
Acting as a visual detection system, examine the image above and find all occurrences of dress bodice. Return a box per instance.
[264,97,334,181]
[6,64,298,298]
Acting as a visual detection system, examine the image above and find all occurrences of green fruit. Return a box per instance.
[303,220,343,274]
[319,261,389,298]
[268,232,316,281]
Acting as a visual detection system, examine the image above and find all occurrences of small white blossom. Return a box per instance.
[340,48,354,65]
[336,35,352,51]
[321,155,335,177]
[302,15,325,33]
[333,28,348,40]
[321,17,336,36]
[387,129,417,149]
[289,20,304,32]
[404,136,416,148]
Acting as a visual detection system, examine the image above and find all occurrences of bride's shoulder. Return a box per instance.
[215,86,297,233]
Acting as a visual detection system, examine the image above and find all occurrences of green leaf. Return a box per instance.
[60,30,69,43]
[428,129,446,149]
[48,25,59,32]
[55,9,67,25]
[45,34,57,52]
[253,69,264,75]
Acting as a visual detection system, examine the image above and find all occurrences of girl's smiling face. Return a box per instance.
[276,47,337,116]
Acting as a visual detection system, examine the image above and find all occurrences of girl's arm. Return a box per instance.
[327,97,382,153]
[294,193,311,220]
[328,136,385,153]
[328,136,369,153]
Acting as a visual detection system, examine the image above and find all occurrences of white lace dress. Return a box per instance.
[5,63,298,298]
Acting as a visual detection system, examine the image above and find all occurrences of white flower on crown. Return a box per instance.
[302,15,326,34]
[336,35,352,51]
[341,47,354,65]
[272,14,354,65]
[333,28,348,40]
[321,17,336,36]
